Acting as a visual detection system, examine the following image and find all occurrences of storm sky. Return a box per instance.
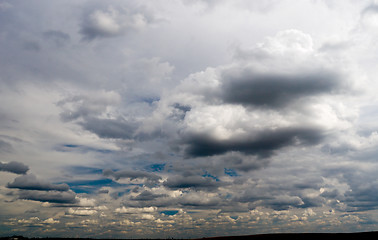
[2,0,378,238]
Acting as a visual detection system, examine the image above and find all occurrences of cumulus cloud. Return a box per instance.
[178,192,222,208]
[58,91,121,122]
[0,161,29,174]
[67,208,97,216]
[115,206,157,214]
[142,29,357,164]
[7,174,69,191]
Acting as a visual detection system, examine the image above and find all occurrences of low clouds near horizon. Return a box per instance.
[1,0,378,239]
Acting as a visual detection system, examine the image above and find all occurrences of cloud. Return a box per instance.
[130,190,168,201]
[178,192,222,207]
[0,139,13,152]
[137,29,357,169]
[80,5,149,40]
[103,169,161,183]
[7,174,69,191]
[0,161,29,174]
[18,190,77,204]
[219,152,270,172]
[43,30,70,46]
[115,206,157,214]
[221,70,344,109]
[42,218,60,224]
[183,126,324,158]
[67,208,97,216]
[80,118,136,140]
[0,1,375,237]
[260,195,305,211]
[163,175,224,191]
[58,91,121,122]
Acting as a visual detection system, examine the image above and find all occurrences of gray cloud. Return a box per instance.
[0,0,374,237]
[18,190,77,204]
[80,5,150,41]
[80,118,136,139]
[163,175,224,191]
[0,139,13,153]
[221,70,344,109]
[103,169,161,182]
[219,153,270,172]
[130,190,167,201]
[7,174,70,191]
[43,30,70,46]
[183,126,324,158]
[259,195,305,211]
[178,195,221,207]
[0,161,29,174]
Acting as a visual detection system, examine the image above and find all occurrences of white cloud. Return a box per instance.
[67,208,97,216]
[43,218,60,224]
[115,206,157,214]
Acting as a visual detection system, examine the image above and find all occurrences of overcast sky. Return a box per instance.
[2,0,378,238]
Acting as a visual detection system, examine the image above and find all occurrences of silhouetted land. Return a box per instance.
[2,232,378,240]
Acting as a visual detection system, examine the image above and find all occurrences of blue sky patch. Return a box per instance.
[202,171,220,181]
[160,210,179,216]
[145,163,166,172]
[65,178,122,194]
[224,168,238,177]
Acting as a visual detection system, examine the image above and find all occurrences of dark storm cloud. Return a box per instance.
[18,190,77,204]
[163,175,224,191]
[103,169,161,182]
[7,174,69,191]
[0,161,29,174]
[184,126,324,158]
[80,118,136,139]
[221,70,343,108]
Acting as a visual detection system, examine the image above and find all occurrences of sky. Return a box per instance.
[2,0,378,238]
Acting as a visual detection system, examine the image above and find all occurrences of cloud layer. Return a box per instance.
[1,0,378,239]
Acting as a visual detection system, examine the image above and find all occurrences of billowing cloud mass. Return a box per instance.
[2,0,378,239]
[0,161,29,174]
